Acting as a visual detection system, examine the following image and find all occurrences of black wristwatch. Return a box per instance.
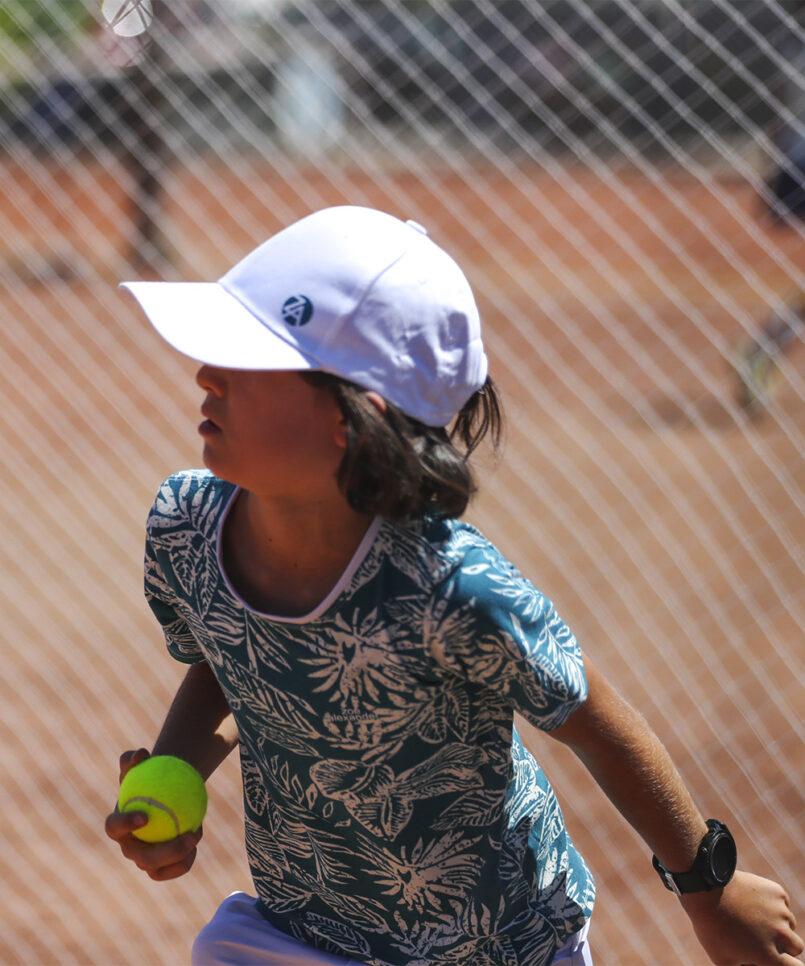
[652,820,737,895]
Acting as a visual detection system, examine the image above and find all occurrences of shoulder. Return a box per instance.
[375,515,493,587]
[147,470,235,537]
[427,518,560,631]
[377,515,528,602]
[425,517,530,594]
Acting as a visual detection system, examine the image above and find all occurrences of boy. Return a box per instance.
[107,206,803,966]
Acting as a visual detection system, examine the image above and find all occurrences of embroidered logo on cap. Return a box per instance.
[281,295,314,326]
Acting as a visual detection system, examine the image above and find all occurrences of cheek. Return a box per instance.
[220,381,344,475]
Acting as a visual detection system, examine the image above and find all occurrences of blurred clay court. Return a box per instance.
[1,3,804,964]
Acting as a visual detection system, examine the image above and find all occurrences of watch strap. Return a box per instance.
[653,853,707,896]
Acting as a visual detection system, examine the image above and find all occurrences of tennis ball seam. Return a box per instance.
[117,755,207,842]
[121,795,181,837]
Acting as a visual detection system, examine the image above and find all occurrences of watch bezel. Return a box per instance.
[653,819,737,895]
[701,821,737,886]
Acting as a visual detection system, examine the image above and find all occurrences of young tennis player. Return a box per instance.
[106,206,803,966]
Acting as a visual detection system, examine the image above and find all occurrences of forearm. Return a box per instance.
[151,661,239,780]
[550,654,804,964]
[550,654,707,871]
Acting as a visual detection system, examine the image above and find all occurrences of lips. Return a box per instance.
[199,419,220,437]
[199,405,221,436]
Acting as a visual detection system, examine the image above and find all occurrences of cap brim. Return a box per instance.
[120,281,318,371]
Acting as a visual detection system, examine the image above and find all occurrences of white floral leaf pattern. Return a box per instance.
[309,744,485,839]
[143,471,594,965]
[300,915,372,959]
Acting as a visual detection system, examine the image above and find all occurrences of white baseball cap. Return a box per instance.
[121,205,488,426]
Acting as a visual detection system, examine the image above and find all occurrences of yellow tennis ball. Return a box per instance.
[118,755,207,843]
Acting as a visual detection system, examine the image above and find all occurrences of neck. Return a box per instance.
[248,489,372,562]
[223,488,375,616]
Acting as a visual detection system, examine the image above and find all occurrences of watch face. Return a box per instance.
[710,833,738,882]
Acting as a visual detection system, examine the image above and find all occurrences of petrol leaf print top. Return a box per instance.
[145,470,595,966]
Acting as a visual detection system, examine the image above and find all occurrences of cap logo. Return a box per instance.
[281,295,314,327]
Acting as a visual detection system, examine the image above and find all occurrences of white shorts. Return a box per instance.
[192,893,360,965]
[553,919,593,966]
[192,892,593,966]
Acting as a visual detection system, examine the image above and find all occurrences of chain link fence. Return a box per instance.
[1,1,804,963]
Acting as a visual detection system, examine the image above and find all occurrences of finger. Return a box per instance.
[133,836,202,880]
[105,808,148,842]
[146,844,199,881]
[118,748,149,782]
[122,830,202,871]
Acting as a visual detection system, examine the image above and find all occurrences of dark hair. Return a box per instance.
[302,372,503,522]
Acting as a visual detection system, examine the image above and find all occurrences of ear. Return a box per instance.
[332,391,387,449]
[333,413,349,449]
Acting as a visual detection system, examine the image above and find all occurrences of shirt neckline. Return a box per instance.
[215,484,383,623]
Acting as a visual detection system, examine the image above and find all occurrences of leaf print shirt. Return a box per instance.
[145,470,595,966]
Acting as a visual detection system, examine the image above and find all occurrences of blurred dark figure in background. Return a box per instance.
[734,7,805,411]
[104,0,172,275]
[103,1,214,274]
[117,56,170,273]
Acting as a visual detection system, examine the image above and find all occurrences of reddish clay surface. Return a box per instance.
[1,154,802,964]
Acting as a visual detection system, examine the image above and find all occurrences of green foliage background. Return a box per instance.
[0,1,94,50]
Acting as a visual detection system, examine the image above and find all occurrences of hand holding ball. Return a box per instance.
[118,755,207,843]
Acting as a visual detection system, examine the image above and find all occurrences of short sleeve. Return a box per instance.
[144,524,205,666]
[439,550,588,732]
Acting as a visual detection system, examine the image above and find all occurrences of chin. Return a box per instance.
[201,446,226,478]
[202,450,244,488]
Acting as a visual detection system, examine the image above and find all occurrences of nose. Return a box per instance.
[196,364,225,395]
